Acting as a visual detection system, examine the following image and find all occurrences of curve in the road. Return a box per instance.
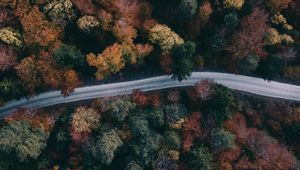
[1,72,300,118]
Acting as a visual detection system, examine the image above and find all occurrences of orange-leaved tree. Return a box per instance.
[87,43,125,80]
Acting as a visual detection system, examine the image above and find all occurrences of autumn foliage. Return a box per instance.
[132,90,160,107]
[182,112,202,152]
[15,1,61,47]
[0,44,17,72]
[227,8,269,59]
[5,109,55,132]
[87,43,125,80]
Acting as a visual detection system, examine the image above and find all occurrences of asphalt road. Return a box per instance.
[1,72,300,118]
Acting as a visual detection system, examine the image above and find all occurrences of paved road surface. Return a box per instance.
[1,72,300,118]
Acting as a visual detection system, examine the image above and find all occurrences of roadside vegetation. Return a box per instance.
[0,80,299,169]
[1,0,300,104]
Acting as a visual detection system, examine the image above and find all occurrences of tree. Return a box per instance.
[203,84,235,125]
[271,13,293,31]
[0,0,17,8]
[98,0,151,28]
[130,132,162,166]
[125,161,143,170]
[15,56,42,93]
[71,107,101,134]
[0,120,49,161]
[164,131,182,150]
[132,90,160,107]
[149,24,184,53]
[147,108,165,129]
[129,115,149,137]
[223,113,249,144]
[108,98,136,122]
[223,0,245,10]
[77,15,100,32]
[224,13,239,28]
[43,0,77,27]
[87,43,125,80]
[187,145,213,170]
[266,0,292,12]
[178,0,198,18]
[0,44,17,72]
[164,104,189,129]
[0,27,22,47]
[211,129,235,152]
[152,152,178,170]
[237,54,260,74]
[167,90,181,103]
[61,69,81,95]
[226,8,269,59]
[196,1,213,27]
[171,41,196,81]
[98,129,123,165]
[264,28,294,46]
[53,44,85,70]
[189,80,214,101]
[182,112,202,152]
[257,54,285,80]
[15,3,62,47]
[245,130,297,169]
[0,79,22,99]
[112,19,137,44]
[160,53,173,74]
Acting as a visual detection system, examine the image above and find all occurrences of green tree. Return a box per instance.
[211,129,235,152]
[171,41,197,81]
[53,44,85,70]
[257,54,285,80]
[209,35,227,55]
[125,161,143,170]
[147,108,165,128]
[187,145,213,170]
[164,104,189,129]
[224,13,239,28]
[179,0,198,18]
[164,130,182,150]
[0,121,49,161]
[129,115,149,137]
[109,98,136,122]
[98,129,123,165]
[237,54,260,74]
[0,78,23,99]
[131,132,162,166]
[203,84,235,125]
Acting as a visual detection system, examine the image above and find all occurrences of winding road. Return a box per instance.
[1,72,300,118]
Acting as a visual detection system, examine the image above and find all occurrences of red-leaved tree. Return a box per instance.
[182,112,202,152]
[226,8,269,59]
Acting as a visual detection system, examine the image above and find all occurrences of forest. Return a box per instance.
[0,81,300,169]
[0,0,300,104]
[1,0,300,169]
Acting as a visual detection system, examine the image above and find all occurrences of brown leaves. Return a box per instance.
[0,43,17,72]
[16,55,81,95]
[15,3,62,47]
[188,80,214,101]
[224,113,297,170]
[266,0,292,13]
[182,112,202,152]
[227,8,269,59]
[132,90,160,107]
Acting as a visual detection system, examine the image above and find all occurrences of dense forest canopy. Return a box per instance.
[0,0,300,169]
[0,0,300,104]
